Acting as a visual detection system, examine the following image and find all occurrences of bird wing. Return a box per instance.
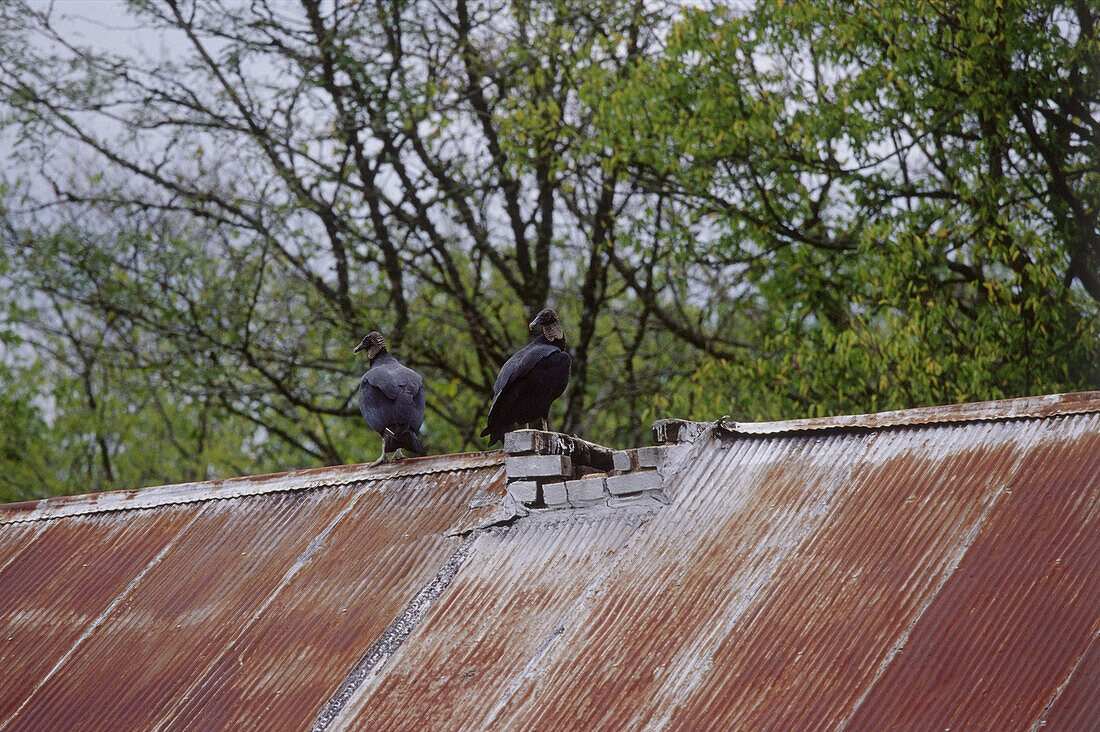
[492,340,559,394]
[483,341,570,439]
[528,348,570,401]
[360,360,425,434]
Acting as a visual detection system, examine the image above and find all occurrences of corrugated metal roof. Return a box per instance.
[0,452,505,731]
[1,393,1098,730]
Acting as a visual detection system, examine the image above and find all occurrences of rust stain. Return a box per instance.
[4,490,359,732]
[847,430,1100,729]
[0,521,44,576]
[672,424,1026,729]
[0,507,198,724]
[166,469,504,732]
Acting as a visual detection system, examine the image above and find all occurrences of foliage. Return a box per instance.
[0,0,1096,499]
[591,0,1099,417]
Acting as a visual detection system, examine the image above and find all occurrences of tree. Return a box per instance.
[589,0,1099,417]
[0,0,682,477]
[1,0,1096,500]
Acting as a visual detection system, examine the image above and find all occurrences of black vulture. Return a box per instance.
[354,331,425,466]
[481,308,571,445]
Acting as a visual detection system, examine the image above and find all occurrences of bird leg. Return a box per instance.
[369,446,388,467]
[540,417,549,431]
[393,449,405,461]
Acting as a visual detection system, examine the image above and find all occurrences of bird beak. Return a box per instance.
[528,320,537,331]
[354,342,365,354]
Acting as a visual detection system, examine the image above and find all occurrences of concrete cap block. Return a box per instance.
[502,430,618,471]
[542,481,568,508]
[503,430,539,454]
[606,469,664,496]
[612,450,636,472]
[566,475,607,506]
[505,454,572,479]
[506,480,539,504]
[635,446,668,469]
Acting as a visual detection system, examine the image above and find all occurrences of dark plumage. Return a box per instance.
[355,331,425,465]
[481,308,571,445]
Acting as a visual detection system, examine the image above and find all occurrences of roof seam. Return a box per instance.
[312,536,477,730]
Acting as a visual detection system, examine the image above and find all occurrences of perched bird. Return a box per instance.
[482,308,571,445]
[355,331,425,466]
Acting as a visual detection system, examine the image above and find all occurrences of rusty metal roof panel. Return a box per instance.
[0,506,199,725]
[322,404,1099,729]
[492,432,872,730]
[3,394,1099,730]
[669,420,1073,729]
[0,453,504,732]
[329,506,661,730]
[1040,639,1100,730]
[845,421,1100,729]
[0,520,44,578]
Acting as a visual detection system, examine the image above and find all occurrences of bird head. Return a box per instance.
[354,331,387,360]
[529,308,564,341]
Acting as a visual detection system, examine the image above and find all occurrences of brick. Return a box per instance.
[612,450,636,472]
[566,475,607,506]
[505,454,572,479]
[506,480,539,504]
[503,430,539,454]
[635,446,667,469]
[606,470,663,496]
[542,481,568,508]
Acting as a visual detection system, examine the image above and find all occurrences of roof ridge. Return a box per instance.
[717,390,1100,436]
[0,451,505,525]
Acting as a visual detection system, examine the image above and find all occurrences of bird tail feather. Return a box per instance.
[384,428,422,455]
